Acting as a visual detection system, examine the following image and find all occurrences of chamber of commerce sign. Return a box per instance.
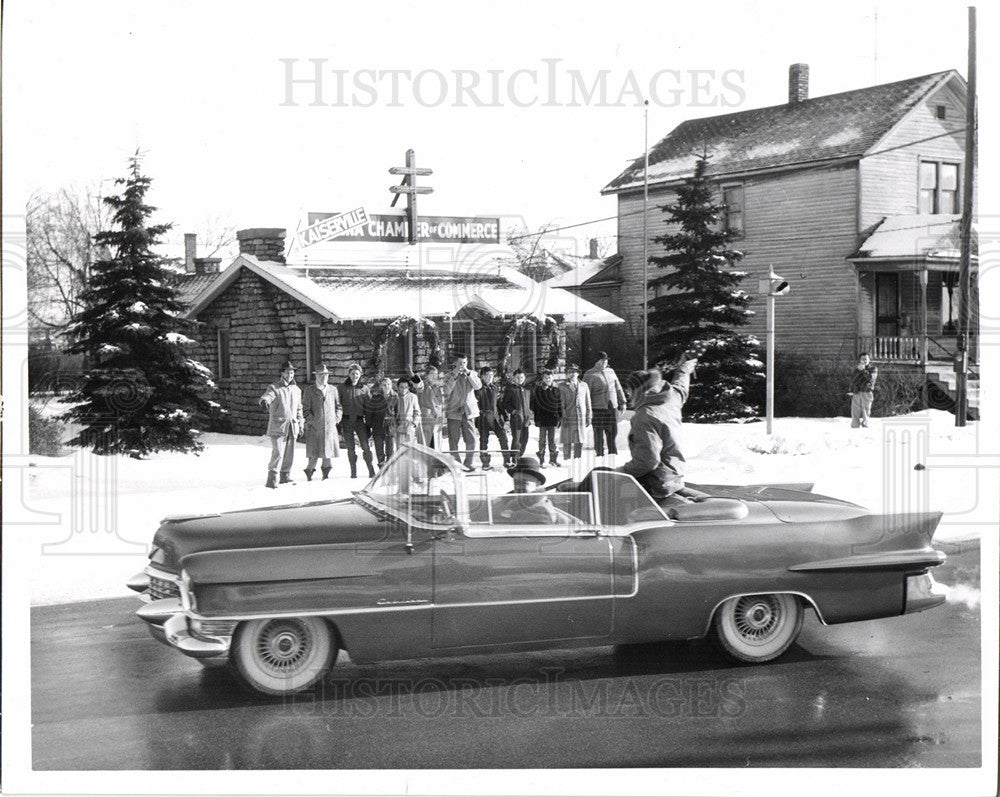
[302,212,500,245]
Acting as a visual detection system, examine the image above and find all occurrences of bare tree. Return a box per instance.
[26,183,112,336]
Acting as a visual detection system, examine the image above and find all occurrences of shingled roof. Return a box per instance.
[603,70,961,193]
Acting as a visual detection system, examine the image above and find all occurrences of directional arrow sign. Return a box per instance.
[390,185,434,194]
[389,166,433,176]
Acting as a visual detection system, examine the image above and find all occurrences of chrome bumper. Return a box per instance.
[135,599,233,660]
[904,572,950,614]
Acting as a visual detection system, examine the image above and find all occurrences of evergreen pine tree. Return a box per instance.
[647,155,763,421]
[62,154,218,455]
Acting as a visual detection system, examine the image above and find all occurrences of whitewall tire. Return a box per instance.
[231,617,336,695]
[711,593,803,663]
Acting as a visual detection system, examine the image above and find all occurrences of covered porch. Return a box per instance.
[850,215,978,367]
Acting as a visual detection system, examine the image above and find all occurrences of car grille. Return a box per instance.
[149,575,181,601]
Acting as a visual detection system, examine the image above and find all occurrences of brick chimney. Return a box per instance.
[589,238,599,259]
[237,228,286,263]
[184,233,197,273]
[788,63,809,103]
[194,257,222,275]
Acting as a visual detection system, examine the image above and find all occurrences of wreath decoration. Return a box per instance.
[370,316,443,375]
[498,315,560,379]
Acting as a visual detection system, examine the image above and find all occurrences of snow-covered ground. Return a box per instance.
[17,405,994,606]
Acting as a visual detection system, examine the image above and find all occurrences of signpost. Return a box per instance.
[389,149,434,245]
[758,267,789,435]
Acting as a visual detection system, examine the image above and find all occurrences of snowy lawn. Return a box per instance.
[19,405,992,606]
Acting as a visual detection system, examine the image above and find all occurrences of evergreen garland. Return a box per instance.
[498,315,559,378]
[370,316,443,375]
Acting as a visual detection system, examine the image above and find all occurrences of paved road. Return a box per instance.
[31,543,981,769]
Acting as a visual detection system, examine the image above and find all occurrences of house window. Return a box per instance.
[936,105,947,120]
[390,329,414,373]
[217,328,231,380]
[511,329,537,374]
[919,161,959,214]
[721,184,744,236]
[305,325,323,374]
[448,319,475,364]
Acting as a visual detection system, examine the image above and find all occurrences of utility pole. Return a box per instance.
[389,149,433,245]
[643,100,650,370]
[955,6,976,426]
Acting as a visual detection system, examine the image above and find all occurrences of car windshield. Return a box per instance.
[360,444,463,526]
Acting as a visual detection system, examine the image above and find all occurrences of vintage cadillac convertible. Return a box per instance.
[128,444,950,695]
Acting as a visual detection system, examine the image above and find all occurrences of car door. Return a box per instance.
[430,491,617,650]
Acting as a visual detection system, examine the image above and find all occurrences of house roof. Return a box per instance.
[603,70,962,193]
[545,254,623,289]
[184,255,622,325]
[849,214,977,264]
[171,272,220,308]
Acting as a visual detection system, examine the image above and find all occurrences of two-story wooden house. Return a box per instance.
[598,64,977,414]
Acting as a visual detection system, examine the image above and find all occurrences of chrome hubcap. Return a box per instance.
[256,620,313,674]
[733,596,781,641]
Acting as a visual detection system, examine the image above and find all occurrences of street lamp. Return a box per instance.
[757,267,789,434]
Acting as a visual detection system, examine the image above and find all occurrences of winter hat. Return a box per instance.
[313,363,330,374]
[625,369,664,395]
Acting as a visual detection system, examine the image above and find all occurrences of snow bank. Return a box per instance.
[20,408,991,606]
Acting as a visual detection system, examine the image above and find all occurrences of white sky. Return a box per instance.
[1,0,987,257]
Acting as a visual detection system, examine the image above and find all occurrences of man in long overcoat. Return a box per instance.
[302,363,341,481]
[559,364,592,461]
[259,360,304,488]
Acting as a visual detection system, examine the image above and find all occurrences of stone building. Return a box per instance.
[183,226,621,435]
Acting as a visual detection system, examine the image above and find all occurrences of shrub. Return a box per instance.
[29,404,64,456]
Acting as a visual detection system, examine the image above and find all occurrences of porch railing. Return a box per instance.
[865,336,921,361]
[859,335,978,365]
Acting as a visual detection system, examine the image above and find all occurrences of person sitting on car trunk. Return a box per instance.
[620,358,697,503]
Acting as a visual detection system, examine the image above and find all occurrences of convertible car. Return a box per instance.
[128,444,950,696]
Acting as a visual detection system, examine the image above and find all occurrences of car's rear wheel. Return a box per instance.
[711,593,803,663]
[231,617,337,695]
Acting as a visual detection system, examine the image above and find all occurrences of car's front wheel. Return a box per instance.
[711,593,803,663]
[231,617,337,695]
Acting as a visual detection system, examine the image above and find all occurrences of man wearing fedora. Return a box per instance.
[302,363,342,481]
[259,361,304,488]
[502,455,561,524]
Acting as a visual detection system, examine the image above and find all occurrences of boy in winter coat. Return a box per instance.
[475,366,511,469]
[365,377,398,467]
[848,353,878,428]
[394,377,422,444]
[583,351,627,457]
[337,362,376,479]
[530,369,562,467]
[501,368,532,461]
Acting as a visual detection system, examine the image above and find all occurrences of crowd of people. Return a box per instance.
[256,350,632,489]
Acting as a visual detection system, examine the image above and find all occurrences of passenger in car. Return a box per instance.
[501,456,567,524]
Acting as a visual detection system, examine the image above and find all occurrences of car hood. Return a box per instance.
[150,498,389,571]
